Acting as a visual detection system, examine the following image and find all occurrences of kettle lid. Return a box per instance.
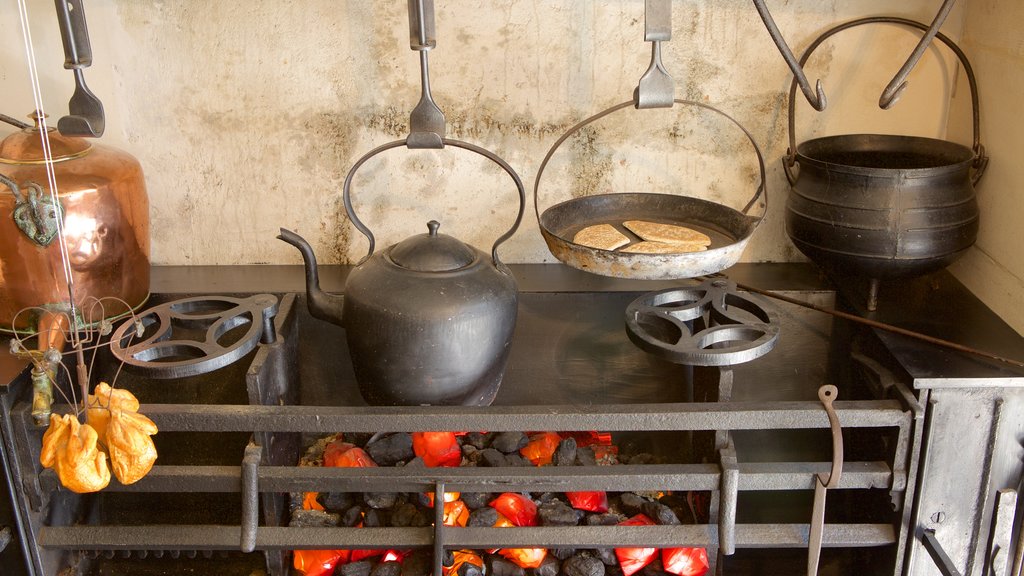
[0,111,92,165]
[389,221,477,272]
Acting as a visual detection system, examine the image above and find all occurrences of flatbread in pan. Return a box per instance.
[623,220,712,247]
[573,224,631,250]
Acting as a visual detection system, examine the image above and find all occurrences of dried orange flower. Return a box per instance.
[106,409,158,485]
[40,414,111,493]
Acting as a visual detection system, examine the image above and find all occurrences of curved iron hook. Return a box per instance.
[878,0,958,109]
[752,0,827,111]
[0,173,22,201]
[785,17,987,187]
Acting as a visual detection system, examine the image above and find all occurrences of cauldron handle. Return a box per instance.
[785,17,988,187]
[341,138,526,270]
[534,98,767,225]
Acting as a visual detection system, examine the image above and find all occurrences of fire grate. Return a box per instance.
[0,286,924,576]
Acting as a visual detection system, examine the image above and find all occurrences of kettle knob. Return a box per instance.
[427,220,441,236]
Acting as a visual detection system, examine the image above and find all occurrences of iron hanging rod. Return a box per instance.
[751,0,827,111]
[878,0,957,109]
[725,278,1024,370]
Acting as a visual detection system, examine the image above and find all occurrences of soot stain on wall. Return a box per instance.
[301,111,363,183]
[568,125,614,199]
[365,102,580,142]
[319,194,355,265]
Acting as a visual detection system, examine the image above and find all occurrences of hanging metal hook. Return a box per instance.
[751,0,827,111]
[406,0,445,149]
[808,384,843,575]
[53,0,105,137]
[0,173,23,202]
[634,0,675,109]
[878,0,957,109]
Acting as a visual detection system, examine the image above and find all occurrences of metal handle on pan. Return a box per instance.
[342,138,526,269]
[533,98,767,228]
[784,17,987,187]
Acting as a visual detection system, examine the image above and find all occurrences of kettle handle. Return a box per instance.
[342,138,525,269]
[785,17,987,187]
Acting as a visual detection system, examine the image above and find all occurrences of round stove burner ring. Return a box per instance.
[625,279,779,366]
[110,294,279,379]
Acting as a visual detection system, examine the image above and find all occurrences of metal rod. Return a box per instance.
[731,281,1024,369]
[114,399,908,433]
[809,386,843,576]
[921,529,964,576]
[751,0,826,111]
[0,112,30,130]
[878,0,957,109]
[718,445,738,555]
[47,461,897,494]
[808,481,828,575]
[433,482,445,576]
[240,443,261,553]
[38,523,898,551]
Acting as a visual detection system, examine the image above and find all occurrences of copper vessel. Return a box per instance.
[0,113,150,333]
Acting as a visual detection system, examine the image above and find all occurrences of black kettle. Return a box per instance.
[279,139,525,406]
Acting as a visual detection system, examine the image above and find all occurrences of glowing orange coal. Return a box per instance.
[445,550,484,576]
[520,431,561,465]
[489,492,546,568]
[412,431,463,467]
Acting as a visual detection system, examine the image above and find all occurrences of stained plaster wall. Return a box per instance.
[2,1,968,271]
[946,0,1024,336]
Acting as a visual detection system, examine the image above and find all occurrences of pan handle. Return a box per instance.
[342,138,525,271]
[785,17,987,187]
[534,99,767,227]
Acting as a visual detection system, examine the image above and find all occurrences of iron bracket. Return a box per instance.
[240,443,262,554]
[718,443,738,556]
[634,0,674,109]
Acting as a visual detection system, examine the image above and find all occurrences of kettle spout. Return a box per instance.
[277,228,345,326]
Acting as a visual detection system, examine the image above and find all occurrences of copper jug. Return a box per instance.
[0,112,150,333]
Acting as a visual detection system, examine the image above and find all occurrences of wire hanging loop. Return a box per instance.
[752,0,827,112]
[634,0,675,109]
[878,0,957,109]
[407,0,445,149]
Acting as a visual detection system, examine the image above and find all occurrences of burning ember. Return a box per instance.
[291,431,709,576]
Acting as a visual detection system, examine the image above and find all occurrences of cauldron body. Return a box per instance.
[786,133,979,280]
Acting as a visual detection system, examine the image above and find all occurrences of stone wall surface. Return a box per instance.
[2,1,967,267]
[947,0,1024,335]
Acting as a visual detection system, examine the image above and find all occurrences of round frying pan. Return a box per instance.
[534,99,766,280]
